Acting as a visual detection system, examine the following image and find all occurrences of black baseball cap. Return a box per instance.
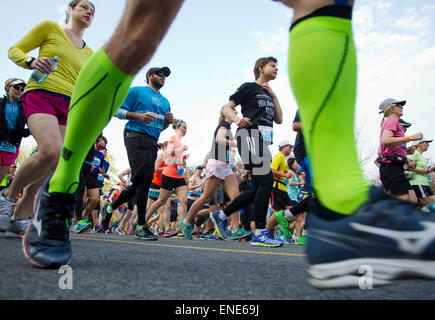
[146,67,171,82]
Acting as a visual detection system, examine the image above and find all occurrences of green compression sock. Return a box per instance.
[49,48,135,194]
[288,15,369,215]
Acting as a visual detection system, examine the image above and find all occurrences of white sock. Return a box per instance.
[254,228,266,236]
[218,210,228,221]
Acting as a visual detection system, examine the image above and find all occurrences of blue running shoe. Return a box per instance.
[306,186,435,289]
[250,230,283,247]
[210,210,228,240]
[230,227,252,240]
[75,219,92,234]
[22,177,76,269]
[179,219,193,239]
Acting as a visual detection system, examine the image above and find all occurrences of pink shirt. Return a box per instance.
[163,135,184,179]
[380,117,407,157]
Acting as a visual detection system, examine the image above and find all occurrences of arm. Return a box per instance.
[215,126,237,147]
[8,21,56,74]
[118,168,131,183]
[381,130,422,147]
[222,101,251,128]
[262,83,282,124]
[154,154,165,173]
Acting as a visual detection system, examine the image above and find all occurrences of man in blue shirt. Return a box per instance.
[108,66,173,240]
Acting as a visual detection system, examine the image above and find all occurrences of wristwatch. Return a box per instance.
[26,57,36,68]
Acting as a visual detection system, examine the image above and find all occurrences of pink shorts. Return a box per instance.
[22,90,70,126]
[0,148,19,166]
[205,159,233,181]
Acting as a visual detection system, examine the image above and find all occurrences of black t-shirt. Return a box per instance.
[210,121,233,163]
[229,82,275,128]
[293,111,307,161]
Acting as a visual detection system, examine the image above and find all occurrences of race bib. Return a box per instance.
[258,125,273,143]
[0,142,17,153]
[147,112,165,130]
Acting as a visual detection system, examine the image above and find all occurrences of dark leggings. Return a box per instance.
[111,175,152,226]
[74,163,91,220]
[223,171,273,229]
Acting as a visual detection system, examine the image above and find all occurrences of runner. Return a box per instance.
[105,66,174,241]
[274,0,435,288]
[0,78,30,235]
[1,0,95,245]
[265,140,296,243]
[378,98,421,202]
[179,111,250,240]
[408,138,435,208]
[211,56,284,247]
[145,119,188,231]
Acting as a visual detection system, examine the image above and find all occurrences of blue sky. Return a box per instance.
[1,0,435,179]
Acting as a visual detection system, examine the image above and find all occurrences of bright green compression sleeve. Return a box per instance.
[48,48,135,194]
[288,15,369,215]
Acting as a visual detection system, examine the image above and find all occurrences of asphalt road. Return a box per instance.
[1,231,435,303]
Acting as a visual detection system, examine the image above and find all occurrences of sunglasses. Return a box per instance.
[152,72,165,77]
[12,85,25,92]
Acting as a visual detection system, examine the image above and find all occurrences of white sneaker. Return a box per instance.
[0,190,17,232]
[5,219,31,238]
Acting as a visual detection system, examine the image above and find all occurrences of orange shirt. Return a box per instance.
[152,160,166,186]
[162,135,184,179]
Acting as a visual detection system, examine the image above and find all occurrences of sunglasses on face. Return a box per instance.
[12,85,25,92]
[152,72,165,77]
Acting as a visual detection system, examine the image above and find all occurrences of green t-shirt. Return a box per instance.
[408,151,430,186]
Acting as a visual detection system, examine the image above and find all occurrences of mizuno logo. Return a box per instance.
[350,221,435,255]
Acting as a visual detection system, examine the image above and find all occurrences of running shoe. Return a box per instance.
[22,177,76,269]
[278,230,293,245]
[0,189,17,232]
[250,230,283,247]
[134,225,158,241]
[179,220,193,239]
[297,234,308,246]
[198,232,217,240]
[6,219,31,239]
[210,210,228,240]
[230,227,252,240]
[162,229,178,238]
[76,219,92,234]
[274,210,293,240]
[306,186,435,289]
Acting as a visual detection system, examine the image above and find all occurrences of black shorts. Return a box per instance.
[411,185,434,199]
[124,130,158,182]
[85,171,100,190]
[271,188,293,210]
[380,163,411,195]
[148,183,161,201]
[161,174,187,191]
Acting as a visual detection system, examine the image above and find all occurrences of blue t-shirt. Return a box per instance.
[5,95,20,130]
[121,86,171,140]
[92,151,105,174]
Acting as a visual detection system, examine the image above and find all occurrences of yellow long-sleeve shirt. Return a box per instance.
[8,20,93,98]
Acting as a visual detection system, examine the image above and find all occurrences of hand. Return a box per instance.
[262,83,276,98]
[410,132,423,141]
[139,112,155,123]
[31,57,55,74]
[236,117,252,128]
[229,140,237,148]
[165,111,174,124]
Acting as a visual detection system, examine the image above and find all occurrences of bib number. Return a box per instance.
[258,125,273,143]
[0,142,16,153]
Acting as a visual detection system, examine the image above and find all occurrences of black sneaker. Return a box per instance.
[22,177,76,268]
[134,225,158,241]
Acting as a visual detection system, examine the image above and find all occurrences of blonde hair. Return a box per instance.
[380,104,397,126]
[4,78,23,92]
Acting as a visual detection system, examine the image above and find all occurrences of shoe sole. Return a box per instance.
[134,235,158,241]
[75,223,92,234]
[5,230,24,239]
[250,241,283,247]
[307,258,435,289]
[210,213,227,240]
[22,223,71,269]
